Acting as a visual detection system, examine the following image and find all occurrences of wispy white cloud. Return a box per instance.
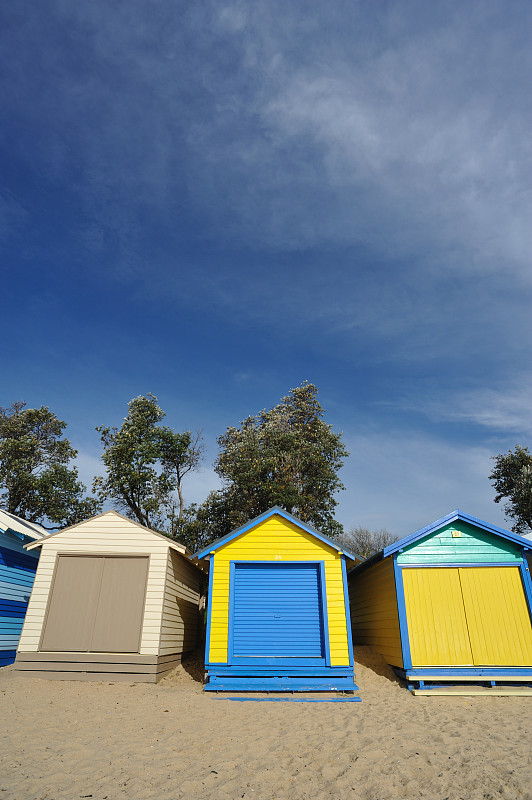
[397,378,532,436]
[4,0,530,279]
[2,1,530,381]
[337,427,508,537]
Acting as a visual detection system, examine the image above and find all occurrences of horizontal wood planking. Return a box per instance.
[16,660,174,674]
[208,516,350,665]
[349,558,403,667]
[397,521,522,565]
[18,516,170,654]
[17,651,165,663]
[15,651,181,682]
[412,687,532,696]
[158,550,201,656]
[1,536,40,661]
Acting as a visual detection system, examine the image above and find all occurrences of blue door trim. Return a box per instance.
[228,561,329,666]
[341,555,354,668]
[519,551,532,624]
[227,561,236,664]
[204,553,215,666]
[319,561,331,668]
[393,554,412,671]
[400,561,525,569]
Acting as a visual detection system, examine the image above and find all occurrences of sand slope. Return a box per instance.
[1,647,531,800]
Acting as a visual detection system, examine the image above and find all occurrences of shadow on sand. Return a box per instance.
[180,649,206,684]
[354,645,406,687]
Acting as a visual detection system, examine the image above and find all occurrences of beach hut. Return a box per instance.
[15,510,203,682]
[348,510,532,691]
[0,510,48,667]
[193,506,362,692]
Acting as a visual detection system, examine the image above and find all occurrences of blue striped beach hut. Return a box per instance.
[0,510,48,666]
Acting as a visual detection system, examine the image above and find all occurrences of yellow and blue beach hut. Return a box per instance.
[193,507,362,692]
[348,510,532,691]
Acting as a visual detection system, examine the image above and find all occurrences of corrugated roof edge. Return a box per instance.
[347,509,532,578]
[0,508,48,541]
[24,509,189,554]
[192,505,363,563]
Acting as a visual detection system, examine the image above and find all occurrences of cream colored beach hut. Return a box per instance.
[15,511,202,682]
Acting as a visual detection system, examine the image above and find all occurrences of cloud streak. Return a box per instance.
[2,1,530,273]
[397,379,532,437]
[338,426,509,536]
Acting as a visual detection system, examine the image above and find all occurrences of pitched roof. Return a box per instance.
[25,509,188,554]
[0,508,48,541]
[349,509,532,575]
[193,506,362,563]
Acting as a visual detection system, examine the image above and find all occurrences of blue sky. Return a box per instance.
[1,1,531,536]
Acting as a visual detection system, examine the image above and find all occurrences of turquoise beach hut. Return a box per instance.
[348,510,532,692]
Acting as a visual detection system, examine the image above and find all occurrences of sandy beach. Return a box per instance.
[1,647,531,800]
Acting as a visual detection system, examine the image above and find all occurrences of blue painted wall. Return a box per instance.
[0,531,40,666]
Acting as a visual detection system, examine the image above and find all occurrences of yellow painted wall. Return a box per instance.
[403,568,473,667]
[459,567,532,666]
[403,566,532,667]
[348,558,403,668]
[208,515,350,666]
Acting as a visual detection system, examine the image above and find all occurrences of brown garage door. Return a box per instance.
[41,555,149,653]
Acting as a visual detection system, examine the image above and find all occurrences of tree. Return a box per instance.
[170,496,229,553]
[333,525,398,560]
[159,429,204,525]
[0,401,101,529]
[187,382,349,545]
[93,394,203,534]
[489,445,532,535]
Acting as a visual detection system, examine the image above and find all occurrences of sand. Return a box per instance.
[1,647,531,800]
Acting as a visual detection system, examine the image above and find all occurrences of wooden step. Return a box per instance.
[412,685,532,696]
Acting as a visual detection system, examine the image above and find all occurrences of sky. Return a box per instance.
[1,0,531,537]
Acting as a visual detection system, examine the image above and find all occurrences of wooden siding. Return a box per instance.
[1,532,40,663]
[403,566,532,667]
[40,555,149,653]
[15,651,180,683]
[459,567,532,666]
[397,522,522,565]
[208,515,350,666]
[18,513,170,655]
[158,549,201,657]
[403,568,474,666]
[349,558,403,668]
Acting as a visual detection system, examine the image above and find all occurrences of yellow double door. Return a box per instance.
[403,566,532,667]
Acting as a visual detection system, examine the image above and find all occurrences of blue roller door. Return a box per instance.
[231,563,325,661]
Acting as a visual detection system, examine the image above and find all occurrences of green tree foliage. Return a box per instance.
[0,401,101,529]
[170,497,228,553]
[489,445,532,534]
[184,382,349,546]
[160,429,204,526]
[333,525,398,560]
[93,394,203,534]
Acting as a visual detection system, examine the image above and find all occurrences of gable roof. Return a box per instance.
[193,506,362,563]
[25,509,188,554]
[349,509,532,576]
[0,508,48,541]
